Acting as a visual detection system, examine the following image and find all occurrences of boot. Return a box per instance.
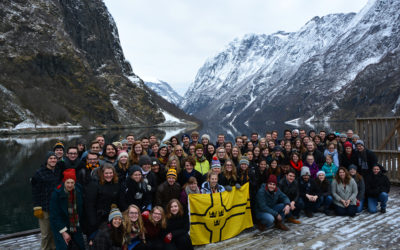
[275,219,290,231]
[305,210,313,218]
[286,216,301,224]
[257,221,266,231]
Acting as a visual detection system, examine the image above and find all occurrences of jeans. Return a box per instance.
[335,205,357,216]
[316,195,333,211]
[256,203,285,227]
[368,192,388,213]
[356,199,364,213]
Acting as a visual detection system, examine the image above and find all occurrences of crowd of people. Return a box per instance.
[31,129,391,249]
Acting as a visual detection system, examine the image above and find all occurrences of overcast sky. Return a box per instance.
[103,0,368,95]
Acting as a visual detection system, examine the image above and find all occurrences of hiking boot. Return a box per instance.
[380,208,386,213]
[257,221,266,231]
[286,216,301,224]
[275,220,290,231]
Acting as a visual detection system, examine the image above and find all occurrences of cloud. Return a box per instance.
[103,0,368,94]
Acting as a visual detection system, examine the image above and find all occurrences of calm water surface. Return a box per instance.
[0,121,352,234]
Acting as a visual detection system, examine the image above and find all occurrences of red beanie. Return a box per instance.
[267,175,277,185]
[344,141,352,148]
[62,169,76,183]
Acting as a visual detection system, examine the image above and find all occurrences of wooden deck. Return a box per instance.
[1,186,399,250]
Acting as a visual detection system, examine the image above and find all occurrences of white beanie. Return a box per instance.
[301,167,311,176]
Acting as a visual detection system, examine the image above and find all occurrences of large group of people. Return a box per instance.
[31,129,391,249]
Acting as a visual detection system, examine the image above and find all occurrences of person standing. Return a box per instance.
[31,151,62,250]
[49,169,85,250]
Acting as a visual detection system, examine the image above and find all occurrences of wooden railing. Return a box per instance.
[355,117,400,184]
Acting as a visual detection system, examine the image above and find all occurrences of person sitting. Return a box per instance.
[122,205,146,250]
[365,165,390,213]
[298,167,319,218]
[255,175,291,231]
[93,205,124,249]
[278,169,302,223]
[321,155,338,183]
[315,171,334,215]
[331,167,358,217]
[201,172,225,194]
[348,164,365,213]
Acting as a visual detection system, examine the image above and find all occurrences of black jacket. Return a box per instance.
[315,179,332,197]
[85,180,120,235]
[302,150,325,168]
[278,178,299,202]
[93,223,123,250]
[119,178,152,211]
[298,178,319,199]
[365,172,390,198]
[339,152,358,169]
[356,149,378,176]
[31,165,62,211]
[177,169,203,188]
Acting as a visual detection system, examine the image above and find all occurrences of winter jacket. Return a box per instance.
[178,169,203,187]
[254,169,269,191]
[351,175,365,201]
[31,165,62,211]
[321,163,338,182]
[339,152,358,169]
[324,149,339,167]
[303,161,319,179]
[119,178,152,211]
[195,157,210,175]
[85,180,120,235]
[315,179,332,197]
[201,181,225,194]
[365,172,390,198]
[93,223,123,250]
[255,184,290,217]
[298,178,319,199]
[49,184,85,250]
[166,213,190,242]
[331,178,358,207]
[356,149,378,176]
[278,178,299,202]
[218,173,238,187]
[155,181,181,208]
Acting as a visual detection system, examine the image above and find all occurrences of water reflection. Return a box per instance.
[0,121,353,234]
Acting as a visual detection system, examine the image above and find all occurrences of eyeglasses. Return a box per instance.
[176,149,183,152]
[129,212,138,215]
[153,212,162,216]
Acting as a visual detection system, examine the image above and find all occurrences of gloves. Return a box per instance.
[33,207,44,219]
[235,183,241,189]
[225,185,232,192]
[142,210,150,220]
[164,233,172,243]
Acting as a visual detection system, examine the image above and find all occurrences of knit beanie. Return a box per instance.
[239,157,249,166]
[117,151,128,160]
[348,164,357,171]
[159,143,168,149]
[166,168,177,179]
[44,151,56,165]
[195,144,203,151]
[340,133,347,138]
[201,134,210,141]
[301,166,311,176]
[121,139,128,144]
[181,134,190,141]
[53,141,65,151]
[128,165,142,177]
[356,140,364,146]
[267,175,277,185]
[343,141,353,148]
[108,205,122,222]
[62,169,76,183]
[139,155,152,166]
[316,170,325,177]
[151,157,159,166]
[273,146,283,152]
[211,156,221,169]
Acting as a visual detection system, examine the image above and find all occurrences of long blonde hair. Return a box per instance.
[123,205,145,239]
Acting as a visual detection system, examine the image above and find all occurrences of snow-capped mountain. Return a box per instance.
[182,0,400,132]
[143,77,183,106]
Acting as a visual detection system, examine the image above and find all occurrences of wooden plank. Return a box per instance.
[373,120,377,150]
[378,119,400,150]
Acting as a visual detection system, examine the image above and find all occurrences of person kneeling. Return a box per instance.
[255,175,291,231]
[365,165,390,213]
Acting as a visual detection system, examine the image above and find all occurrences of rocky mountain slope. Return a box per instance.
[0,0,198,129]
[182,0,400,132]
[144,78,183,106]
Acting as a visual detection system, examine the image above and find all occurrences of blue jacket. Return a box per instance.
[255,184,290,217]
[49,183,85,250]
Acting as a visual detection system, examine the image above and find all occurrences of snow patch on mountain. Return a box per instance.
[144,78,183,106]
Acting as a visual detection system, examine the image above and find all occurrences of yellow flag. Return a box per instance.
[189,182,253,245]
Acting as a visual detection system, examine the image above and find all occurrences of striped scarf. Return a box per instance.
[66,188,79,233]
[86,162,99,170]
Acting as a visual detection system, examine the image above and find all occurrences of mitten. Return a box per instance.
[235,183,241,189]
[33,207,44,219]
[142,210,150,220]
[164,233,172,243]
[225,185,232,192]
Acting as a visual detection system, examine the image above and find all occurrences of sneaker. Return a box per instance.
[305,211,313,218]
[380,208,386,213]
[286,216,301,224]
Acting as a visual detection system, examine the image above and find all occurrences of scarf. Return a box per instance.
[290,160,303,171]
[86,162,99,170]
[196,155,206,162]
[158,156,168,165]
[66,188,79,233]
[185,184,199,195]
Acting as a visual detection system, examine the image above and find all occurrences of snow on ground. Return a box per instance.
[11,119,81,130]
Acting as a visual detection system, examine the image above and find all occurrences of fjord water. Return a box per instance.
[0,121,352,234]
